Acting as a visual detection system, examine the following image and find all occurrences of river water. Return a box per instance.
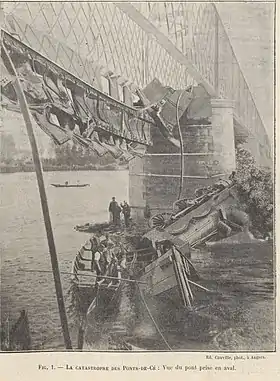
[0,171,275,351]
[1,170,128,350]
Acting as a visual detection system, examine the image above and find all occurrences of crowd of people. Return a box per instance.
[108,197,131,227]
[76,197,134,283]
[81,233,126,283]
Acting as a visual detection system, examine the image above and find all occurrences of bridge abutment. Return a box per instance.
[129,96,236,218]
[210,98,236,175]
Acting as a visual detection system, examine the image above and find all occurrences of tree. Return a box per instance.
[50,140,116,168]
[235,145,273,238]
[0,132,17,163]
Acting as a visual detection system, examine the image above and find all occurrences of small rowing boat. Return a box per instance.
[51,183,90,188]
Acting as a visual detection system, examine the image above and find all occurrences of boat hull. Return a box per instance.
[51,183,90,188]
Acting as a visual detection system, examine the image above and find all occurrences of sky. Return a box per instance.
[0,2,274,150]
[217,2,274,142]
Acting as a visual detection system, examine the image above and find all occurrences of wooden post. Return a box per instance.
[1,41,72,350]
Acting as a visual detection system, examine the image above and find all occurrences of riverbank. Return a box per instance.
[0,163,128,173]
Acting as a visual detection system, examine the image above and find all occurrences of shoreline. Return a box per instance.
[0,164,128,174]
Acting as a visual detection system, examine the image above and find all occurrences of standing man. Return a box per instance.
[82,236,100,274]
[108,197,118,224]
[121,201,131,228]
[144,202,151,219]
[104,238,116,276]
[229,171,237,183]
[115,203,122,226]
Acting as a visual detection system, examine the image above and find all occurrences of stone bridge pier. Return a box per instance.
[129,94,236,219]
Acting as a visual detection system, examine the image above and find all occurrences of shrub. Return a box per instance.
[235,146,273,238]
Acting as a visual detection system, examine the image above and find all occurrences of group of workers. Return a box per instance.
[108,197,131,227]
[82,233,126,281]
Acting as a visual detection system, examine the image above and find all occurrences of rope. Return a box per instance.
[19,268,146,284]
[136,283,172,351]
[176,90,185,200]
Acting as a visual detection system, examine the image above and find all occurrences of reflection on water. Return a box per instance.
[0,171,275,351]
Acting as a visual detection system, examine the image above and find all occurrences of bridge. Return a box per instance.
[1,2,272,216]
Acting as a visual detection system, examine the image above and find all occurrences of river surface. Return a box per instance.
[1,170,128,350]
[0,171,275,352]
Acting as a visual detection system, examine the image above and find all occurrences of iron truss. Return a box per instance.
[1,31,156,160]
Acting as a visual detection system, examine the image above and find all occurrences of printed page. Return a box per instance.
[0,0,278,380]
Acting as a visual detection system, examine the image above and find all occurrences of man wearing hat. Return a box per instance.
[121,200,131,228]
[99,234,116,275]
[82,236,101,274]
[108,197,121,225]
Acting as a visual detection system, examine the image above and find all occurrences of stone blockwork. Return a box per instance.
[210,99,236,174]
[128,157,146,219]
[129,96,237,217]
[144,176,217,211]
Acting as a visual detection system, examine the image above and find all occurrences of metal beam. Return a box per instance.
[115,2,216,96]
